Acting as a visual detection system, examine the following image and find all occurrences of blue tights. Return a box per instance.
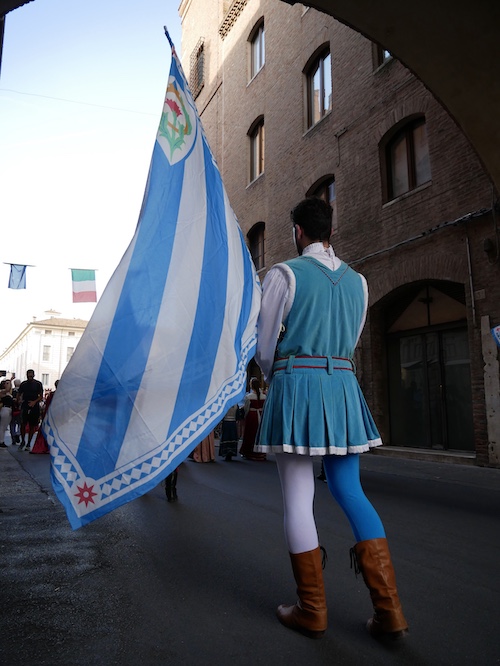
[323,454,385,542]
[275,453,384,553]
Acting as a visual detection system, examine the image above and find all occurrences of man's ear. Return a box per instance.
[294,224,304,240]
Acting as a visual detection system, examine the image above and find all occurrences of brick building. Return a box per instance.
[179,0,500,467]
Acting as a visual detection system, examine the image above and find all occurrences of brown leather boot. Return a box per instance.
[276,546,327,639]
[351,538,409,640]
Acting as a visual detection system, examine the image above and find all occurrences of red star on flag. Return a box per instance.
[74,482,98,507]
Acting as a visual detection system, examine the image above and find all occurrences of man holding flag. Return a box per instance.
[43,32,261,530]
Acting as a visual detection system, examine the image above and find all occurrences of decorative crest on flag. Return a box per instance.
[158,77,197,164]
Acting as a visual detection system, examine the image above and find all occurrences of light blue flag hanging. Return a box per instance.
[43,33,261,529]
[492,325,500,348]
[8,264,27,289]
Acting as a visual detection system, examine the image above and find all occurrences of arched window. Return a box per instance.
[249,19,265,79]
[384,117,431,200]
[305,47,332,129]
[307,176,337,231]
[248,117,265,182]
[248,222,265,270]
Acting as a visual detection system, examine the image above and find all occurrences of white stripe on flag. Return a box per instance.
[73,280,95,294]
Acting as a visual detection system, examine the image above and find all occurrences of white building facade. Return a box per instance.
[0,313,87,389]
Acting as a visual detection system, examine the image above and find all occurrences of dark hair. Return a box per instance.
[291,197,333,241]
[250,377,262,400]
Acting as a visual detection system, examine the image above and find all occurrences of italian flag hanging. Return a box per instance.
[71,269,97,303]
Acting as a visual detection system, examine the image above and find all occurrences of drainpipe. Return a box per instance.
[465,227,476,328]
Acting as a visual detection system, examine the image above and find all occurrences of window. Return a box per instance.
[309,177,337,231]
[248,222,265,270]
[305,48,332,128]
[68,331,75,337]
[67,347,74,362]
[41,373,49,385]
[250,20,265,79]
[190,39,205,99]
[43,345,51,362]
[374,44,392,68]
[385,118,431,200]
[249,118,265,182]
[44,330,52,335]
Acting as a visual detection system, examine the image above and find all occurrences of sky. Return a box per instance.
[0,0,182,356]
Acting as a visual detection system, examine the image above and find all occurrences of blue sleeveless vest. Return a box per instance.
[277,257,365,361]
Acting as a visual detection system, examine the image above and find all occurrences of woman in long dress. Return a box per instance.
[191,430,215,462]
[239,378,266,461]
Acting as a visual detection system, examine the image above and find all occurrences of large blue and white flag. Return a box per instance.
[43,35,261,529]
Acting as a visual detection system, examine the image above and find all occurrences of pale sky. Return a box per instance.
[0,0,182,356]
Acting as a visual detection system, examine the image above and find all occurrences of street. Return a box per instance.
[1,444,499,665]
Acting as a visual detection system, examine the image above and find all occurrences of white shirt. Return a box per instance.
[255,243,368,382]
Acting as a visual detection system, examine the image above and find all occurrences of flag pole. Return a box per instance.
[3,262,35,267]
[164,26,174,49]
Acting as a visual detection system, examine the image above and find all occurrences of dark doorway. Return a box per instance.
[388,327,474,450]
[385,281,474,451]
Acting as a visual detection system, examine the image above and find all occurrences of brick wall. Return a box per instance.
[181,0,500,465]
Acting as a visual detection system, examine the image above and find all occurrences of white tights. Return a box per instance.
[275,452,385,554]
[275,453,318,554]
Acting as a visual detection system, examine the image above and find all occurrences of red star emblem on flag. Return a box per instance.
[74,481,98,507]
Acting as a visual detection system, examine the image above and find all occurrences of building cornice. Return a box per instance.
[219,0,248,40]
[0,0,34,15]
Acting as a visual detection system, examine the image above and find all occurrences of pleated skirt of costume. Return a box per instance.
[255,361,382,456]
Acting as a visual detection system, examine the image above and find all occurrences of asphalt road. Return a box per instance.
[1,443,499,666]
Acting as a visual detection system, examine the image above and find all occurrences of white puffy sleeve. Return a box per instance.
[255,264,295,383]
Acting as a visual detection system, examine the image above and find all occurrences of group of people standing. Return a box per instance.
[219,376,267,462]
[0,370,57,454]
[164,377,267,502]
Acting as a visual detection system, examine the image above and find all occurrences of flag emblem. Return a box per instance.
[159,79,196,164]
[43,37,261,529]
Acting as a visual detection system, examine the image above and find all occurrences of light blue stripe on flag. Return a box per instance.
[43,36,261,529]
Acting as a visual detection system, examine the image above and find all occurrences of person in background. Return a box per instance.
[219,404,239,461]
[239,377,266,461]
[18,369,44,452]
[0,380,14,448]
[254,197,408,641]
[164,467,179,502]
[190,430,216,463]
[31,380,59,454]
[10,379,22,445]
